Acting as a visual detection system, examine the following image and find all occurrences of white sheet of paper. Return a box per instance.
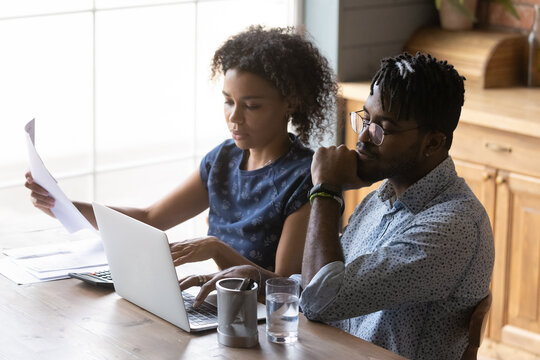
[24,119,95,234]
[11,237,107,273]
[0,231,108,284]
[0,258,109,284]
[0,227,108,284]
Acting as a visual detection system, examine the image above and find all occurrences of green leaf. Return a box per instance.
[435,0,520,21]
[491,0,520,20]
[447,0,477,22]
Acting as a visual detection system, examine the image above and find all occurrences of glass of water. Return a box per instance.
[265,277,300,344]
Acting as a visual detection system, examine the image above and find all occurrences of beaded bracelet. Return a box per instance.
[309,191,344,214]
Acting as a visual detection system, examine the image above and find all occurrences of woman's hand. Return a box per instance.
[179,265,262,308]
[24,171,56,218]
[169,236,222,267]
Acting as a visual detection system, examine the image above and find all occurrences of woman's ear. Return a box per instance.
[423,131,447,158]
[283,102,295,123]
[285,96,298,117]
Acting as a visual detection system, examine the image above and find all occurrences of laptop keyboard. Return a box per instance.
[71,269,217,326]
[182,292,218,326]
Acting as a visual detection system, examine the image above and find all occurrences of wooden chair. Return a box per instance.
[461,291,492,360]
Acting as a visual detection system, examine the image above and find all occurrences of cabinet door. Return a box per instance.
[453,159,496,225]
[492,171,540,353]
[453,159,497,338]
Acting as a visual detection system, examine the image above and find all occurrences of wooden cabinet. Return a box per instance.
[493,172,540,352]
[339,82,540,355]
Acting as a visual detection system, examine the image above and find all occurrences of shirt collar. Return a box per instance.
[377,156,457,214]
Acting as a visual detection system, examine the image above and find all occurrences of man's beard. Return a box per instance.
[356,142,422,184]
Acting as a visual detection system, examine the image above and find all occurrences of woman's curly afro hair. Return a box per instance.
[211,25,338,146]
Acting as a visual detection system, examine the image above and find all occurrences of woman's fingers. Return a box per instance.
[24,171,56,218]
[31,191,55,208]
[178,273,218,308]
[172,252,204,267]
[170,238,214,266]
[179,275,202,291]
[25,181,51,197]
[194,273,220,307]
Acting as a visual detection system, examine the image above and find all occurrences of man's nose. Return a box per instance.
[358,124,371,143]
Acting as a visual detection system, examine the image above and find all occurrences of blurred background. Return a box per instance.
[0,0,535,240]
[0,0,301,239]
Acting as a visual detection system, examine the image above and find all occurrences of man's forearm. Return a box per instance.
[301,197,344,289]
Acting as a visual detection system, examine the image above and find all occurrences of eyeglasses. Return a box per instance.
[350,110,420,146]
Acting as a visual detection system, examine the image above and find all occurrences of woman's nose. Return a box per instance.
[228,106,243,124]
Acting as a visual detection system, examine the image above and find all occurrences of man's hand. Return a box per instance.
[179,265,266,307]
[311,145,371,190]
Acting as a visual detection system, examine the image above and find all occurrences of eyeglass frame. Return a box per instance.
[350,110,421,146]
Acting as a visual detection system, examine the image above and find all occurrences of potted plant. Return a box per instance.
[436,0,520,30]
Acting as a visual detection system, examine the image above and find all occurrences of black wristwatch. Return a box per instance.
[308,183,344,214]
[308,183,343,198]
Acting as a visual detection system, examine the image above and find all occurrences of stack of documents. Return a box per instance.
[0,230,108,284]
[0,119,108,285]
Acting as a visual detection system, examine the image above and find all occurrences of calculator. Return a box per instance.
[69,270,115,289]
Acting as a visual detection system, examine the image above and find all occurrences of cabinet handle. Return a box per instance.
[482,172,492,181]
[496,176,506,185]
[485,142,512,153]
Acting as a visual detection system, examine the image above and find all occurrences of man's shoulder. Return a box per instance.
[421,185,488,224]
[410,182,493,247]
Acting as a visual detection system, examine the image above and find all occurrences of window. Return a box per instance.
[0,0,298,238]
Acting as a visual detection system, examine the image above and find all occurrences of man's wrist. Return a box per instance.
[308,183,344,214]
[309,183,342,198]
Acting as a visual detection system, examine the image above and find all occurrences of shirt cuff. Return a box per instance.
[297,261,345,319]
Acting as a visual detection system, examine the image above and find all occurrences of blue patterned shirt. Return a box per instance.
[297,156,494,360]
[200,134,313,271]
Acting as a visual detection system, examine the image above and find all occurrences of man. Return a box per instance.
[300,52,494,359]
[183,52,494,359]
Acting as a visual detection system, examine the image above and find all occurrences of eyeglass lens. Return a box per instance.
[350,112,384,146]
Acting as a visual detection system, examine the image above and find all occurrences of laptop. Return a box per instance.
[91,202,266,332]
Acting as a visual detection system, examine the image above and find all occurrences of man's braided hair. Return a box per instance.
[370,52,465,149]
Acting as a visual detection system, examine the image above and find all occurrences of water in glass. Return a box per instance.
[266,292,299,343]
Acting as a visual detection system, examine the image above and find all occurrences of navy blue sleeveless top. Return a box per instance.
[199,134,313,271]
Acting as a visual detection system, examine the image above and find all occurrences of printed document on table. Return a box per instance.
[24,119,95,234]
[9,236,107,273]
[0,229,108,285]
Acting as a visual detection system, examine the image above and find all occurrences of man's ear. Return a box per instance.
[423,131,447,158]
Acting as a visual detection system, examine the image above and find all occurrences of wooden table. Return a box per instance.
[0,250,406,360]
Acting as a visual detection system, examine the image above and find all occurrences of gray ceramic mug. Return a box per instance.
[216,278,259,348]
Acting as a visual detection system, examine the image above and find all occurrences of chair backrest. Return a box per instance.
[460,290,492,360]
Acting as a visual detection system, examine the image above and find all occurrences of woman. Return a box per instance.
[25,25,337,289]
